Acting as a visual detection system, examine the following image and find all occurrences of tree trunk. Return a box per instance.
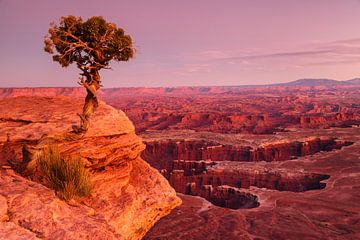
[72,71,101,134]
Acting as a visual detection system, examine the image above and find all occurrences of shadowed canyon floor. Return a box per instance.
[1,85,360,239]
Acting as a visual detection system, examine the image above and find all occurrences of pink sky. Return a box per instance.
[1,0,360,87]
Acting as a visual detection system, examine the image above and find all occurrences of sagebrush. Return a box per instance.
[38,146,92,200]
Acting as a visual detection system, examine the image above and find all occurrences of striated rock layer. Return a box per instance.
[143,137,352,164]
[0,96,181,240]
[140,132,346,207]
[145,127,360,240]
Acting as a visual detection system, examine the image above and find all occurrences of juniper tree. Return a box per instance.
[44,15,134,133]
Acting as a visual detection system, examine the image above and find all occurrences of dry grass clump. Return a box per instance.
[37,146,92,200]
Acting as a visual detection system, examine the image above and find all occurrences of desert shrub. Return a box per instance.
[37,146,92,200]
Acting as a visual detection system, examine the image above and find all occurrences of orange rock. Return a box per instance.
[0,96,181,240]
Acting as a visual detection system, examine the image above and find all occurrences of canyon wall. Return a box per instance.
[168,163,330,193]
[140,136,343,208]
[142,137,352,166]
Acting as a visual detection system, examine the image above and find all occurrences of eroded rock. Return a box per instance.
[0,96,181,240]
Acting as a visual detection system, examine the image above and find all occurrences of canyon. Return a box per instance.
[1,84,360,239]
[141,132,351,209]
[145,126,360,239]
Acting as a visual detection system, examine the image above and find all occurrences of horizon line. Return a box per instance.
[0,77,359,89]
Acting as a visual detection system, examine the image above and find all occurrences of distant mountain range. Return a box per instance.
[274,78,360,87]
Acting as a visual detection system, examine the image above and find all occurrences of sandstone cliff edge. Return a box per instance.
[0,96,181,240]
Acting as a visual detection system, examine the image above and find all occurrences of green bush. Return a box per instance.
[37,146,92,200]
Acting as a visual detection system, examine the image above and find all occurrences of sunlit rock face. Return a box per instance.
[0,96,181,240]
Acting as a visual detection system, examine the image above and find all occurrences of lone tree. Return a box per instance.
[44,15,135,133]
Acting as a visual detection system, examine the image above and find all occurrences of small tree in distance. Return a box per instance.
[44,15,135,133]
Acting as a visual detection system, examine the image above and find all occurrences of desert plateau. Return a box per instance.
[1,81,360,239]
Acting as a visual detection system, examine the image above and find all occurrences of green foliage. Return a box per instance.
[38,146,92,201]
[44,15,134,73]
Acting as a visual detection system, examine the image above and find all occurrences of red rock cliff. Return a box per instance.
[0,96,181,240]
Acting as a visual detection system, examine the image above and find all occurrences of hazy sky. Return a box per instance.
[1,0,360,87]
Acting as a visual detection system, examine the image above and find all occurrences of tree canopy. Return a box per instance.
[44,15,134,75]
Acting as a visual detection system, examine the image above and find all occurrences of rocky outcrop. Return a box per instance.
[0,96,181,240]
[0,168,120,239]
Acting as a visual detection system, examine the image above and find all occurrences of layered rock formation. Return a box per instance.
[139,131,344,210]
[143,137,352,164]
[145,127,360,240]
[169,162,330,193]
[0,96,181,240]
